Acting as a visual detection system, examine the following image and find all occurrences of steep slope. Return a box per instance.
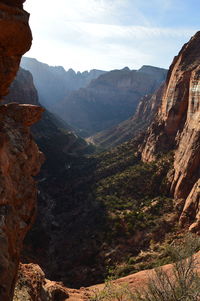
[0,1,45,301]
[20,137,175,288]
[88,85,164,149]
[3,68,39,105]
[21,57,106,110]
[55,66,167,136]
[139,31,200,232]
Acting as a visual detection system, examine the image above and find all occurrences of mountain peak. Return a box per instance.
[122,66,130,71]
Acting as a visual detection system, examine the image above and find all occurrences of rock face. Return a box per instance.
[55,66,167,137]
[14,263,70,301]
[0,103,44,301]
[88,85,164,149]
[21,57,106,110]
[0,1,45,300]
[3,68,39,105]
[0,2,32,97]
[140,31,200,231]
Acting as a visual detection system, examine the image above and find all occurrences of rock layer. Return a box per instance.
[140,31,200,230]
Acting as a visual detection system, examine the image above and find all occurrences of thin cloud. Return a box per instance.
[24,0,199,71]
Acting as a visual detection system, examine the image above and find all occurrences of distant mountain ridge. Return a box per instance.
[21,57,167,137]
[21,57,106,109]
[54,65,167,136]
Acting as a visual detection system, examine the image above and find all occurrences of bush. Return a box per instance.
[90,234,200,301]
[134,234,200,301]
[90,281,131,301]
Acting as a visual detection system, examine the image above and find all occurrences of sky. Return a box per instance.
[24,0,199,72]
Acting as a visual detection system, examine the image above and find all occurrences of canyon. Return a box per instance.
[53,66,167,136]
[0,0,199,300]
[21,57,106,111]
[7,31,200,298]
[22,59,167,137]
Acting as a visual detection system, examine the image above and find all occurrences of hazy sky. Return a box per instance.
[24,0,199,72]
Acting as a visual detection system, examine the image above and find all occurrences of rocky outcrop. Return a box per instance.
[0,103,44,301]
[140,31,200,230]
[0,2,32,97]
[4,68,39,105]
[0,1,45,300]
[180,179,200,232]
[14,264,70,301]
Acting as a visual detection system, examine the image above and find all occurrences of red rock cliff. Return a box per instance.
[140,31,200,231]
[0,0,32,97]
[0,1,44,300]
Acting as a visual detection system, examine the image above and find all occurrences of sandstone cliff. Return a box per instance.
[140,31,200,232]
[0,104,44,301]
[0,1,45,300]
[0,1,32,97]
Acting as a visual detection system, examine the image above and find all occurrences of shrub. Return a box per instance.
[90,234,200,301]
[134,234,200,301]
[90,281,131,301]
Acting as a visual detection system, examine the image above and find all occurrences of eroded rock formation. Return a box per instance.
[0,1,32,97]
[0,1,44,300]
[0,103,44,301]
[140,31,200,231]
[14,263,70,301]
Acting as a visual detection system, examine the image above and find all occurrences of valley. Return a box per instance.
[21,59,167,137]
[0,1,199,300]
[6,30,200,297]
